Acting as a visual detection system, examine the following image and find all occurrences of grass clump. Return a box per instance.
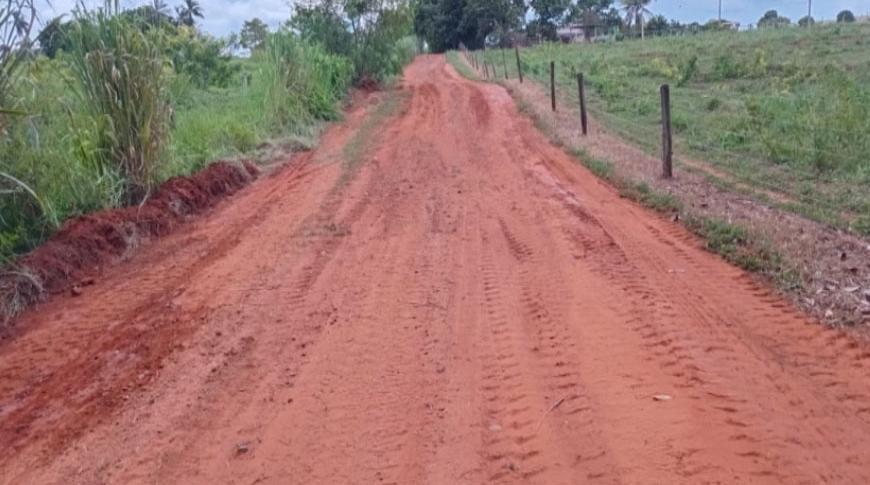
[67,5,172,203]
[684,215,788,280]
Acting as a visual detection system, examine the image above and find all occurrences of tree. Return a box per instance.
[758,10,789,28]
[414,0,521,50]
[36,15,73,58]
[149,0,170,24]
[122,5,175,29]
[621,0,652,39]
[0,0,36,112]
[176,0,204,27]
[645,14,667,35]
[460,0,524,47]
[528,0,570,41]
[836,10,856,23]
[566,0,621,37]
[240,17,268,51]
[290,2,353,56]
[798,15,814,27]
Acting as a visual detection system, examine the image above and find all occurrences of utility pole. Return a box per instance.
[808,0,812,19]
[718,0,722,21]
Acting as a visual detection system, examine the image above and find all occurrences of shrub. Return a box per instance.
[261,30,352,128]
[711,54,745,80]
[677,55,698,86]
[167,28,239,88]
[66,6,172,203]
[837,10,856,23]
[290,0,414,84]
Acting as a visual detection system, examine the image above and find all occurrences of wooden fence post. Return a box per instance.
[577,73,588,136]
[550,61,556,111]
[515,46,523,83]
[502,49,508,79]
[660,84,673,178]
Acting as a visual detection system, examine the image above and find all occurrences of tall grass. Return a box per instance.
[67,6,172,203]
[262,30,352,128]
[1,3,416,264]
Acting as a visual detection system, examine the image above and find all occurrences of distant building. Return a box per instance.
[557,12,607,43]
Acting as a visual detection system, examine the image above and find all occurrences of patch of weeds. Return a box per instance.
[572,149,615,181]
[629,182,683,213]
[445,51,480,81]
[850,214,870,236]
[224,123,258,153]
[684,215,786,277]
[339,89,407,187]
[0,268,44,327]
[568,148,680,214]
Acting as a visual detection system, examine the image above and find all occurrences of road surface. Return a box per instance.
[2,55,870,484]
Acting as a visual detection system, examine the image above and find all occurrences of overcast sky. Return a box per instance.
[36,0,870,37]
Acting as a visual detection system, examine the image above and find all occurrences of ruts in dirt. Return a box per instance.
[2,55,870,484]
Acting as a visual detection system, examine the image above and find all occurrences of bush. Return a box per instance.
[168,27,239,88]
[66,7,172,203]
[837,10,856,23]
[261,30,352,128]
[711,54,745,80]
[290,1,414,84]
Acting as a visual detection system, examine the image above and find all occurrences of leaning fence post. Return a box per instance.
[577,73,588,136]
[660,84,673,178]
[502,49,508,79]
[550,61,556,111]
[515,46,523,83]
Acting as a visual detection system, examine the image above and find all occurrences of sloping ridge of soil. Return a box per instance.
[0,160,259,326]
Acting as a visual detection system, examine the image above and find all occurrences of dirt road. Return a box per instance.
[2,55,870,484]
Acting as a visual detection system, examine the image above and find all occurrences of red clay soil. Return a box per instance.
[0,160,258,324]
[2,56,870,484]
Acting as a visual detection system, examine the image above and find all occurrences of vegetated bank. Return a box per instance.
[0,0,416,321]
[496,23,870,236]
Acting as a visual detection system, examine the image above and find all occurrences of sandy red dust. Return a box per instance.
[3,160,258,304]
[1,55,870,484]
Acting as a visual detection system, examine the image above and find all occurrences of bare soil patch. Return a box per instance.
[498,72,870,328]
[0,160,258,327]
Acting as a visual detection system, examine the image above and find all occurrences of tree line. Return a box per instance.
[413,0,865,51]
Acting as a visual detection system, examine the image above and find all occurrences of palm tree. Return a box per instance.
[152,0,169,15]
[150,0,169,24]
[621,0,653,39]
[175,0,203,27]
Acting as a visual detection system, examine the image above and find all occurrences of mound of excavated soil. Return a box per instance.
[0,160,259,326]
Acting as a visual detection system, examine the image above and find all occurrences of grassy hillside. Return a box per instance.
[491,24,870,234]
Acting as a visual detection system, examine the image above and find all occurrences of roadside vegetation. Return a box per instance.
[489,23,870,235]
[0,0,415,263]
[449,51,797,292]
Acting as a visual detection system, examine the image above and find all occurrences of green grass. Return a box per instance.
[480,24,870,235]
[0,32,353,264]
[446,51,479,80]
[683,215,797,289]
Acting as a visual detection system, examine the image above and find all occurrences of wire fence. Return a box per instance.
[457,45,869,228]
